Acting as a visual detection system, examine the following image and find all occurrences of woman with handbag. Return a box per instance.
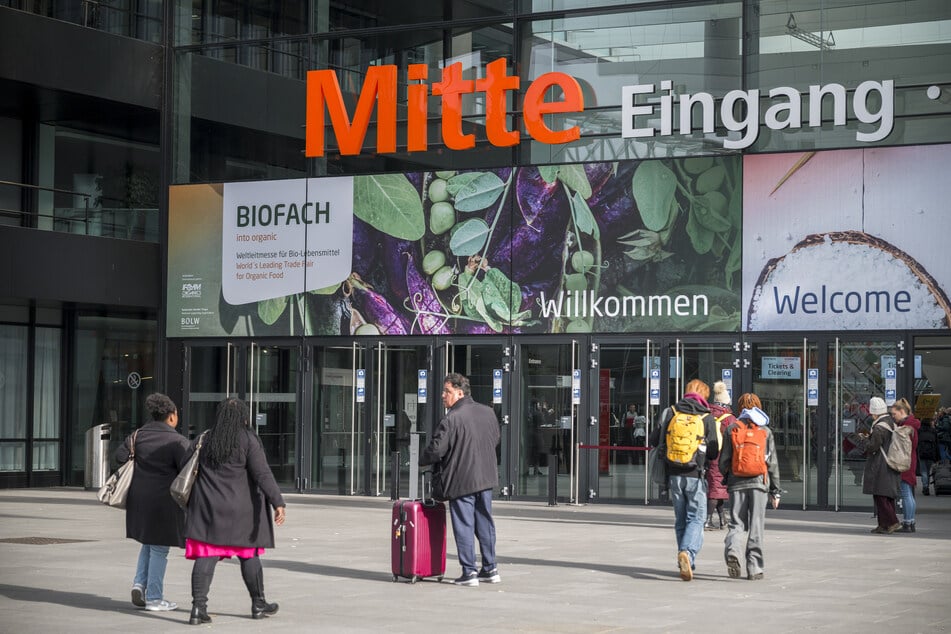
[183,397,286,625]
[114,392,189,611]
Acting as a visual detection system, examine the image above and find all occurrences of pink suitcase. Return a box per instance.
[391,499,447,583]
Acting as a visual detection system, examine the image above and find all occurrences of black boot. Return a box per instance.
[252,599,280,619]
[190,557,216,625]
[189,606,211,625]
[242,556,279,619]
[718,509,727,530]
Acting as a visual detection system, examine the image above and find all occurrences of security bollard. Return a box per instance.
[548,449,558,506]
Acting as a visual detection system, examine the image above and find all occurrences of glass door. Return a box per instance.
[370,341,431,498]
[442,340,511,495]
[751,340,819,509]
[311,343,365,494]
[186,343,240,437]
[668,339,738,405]
[247,343,299,487]
[519,340,580,501]
[831,339,900,509]
[590,340,652,503]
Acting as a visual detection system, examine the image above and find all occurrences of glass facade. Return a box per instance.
[2,1,951,502]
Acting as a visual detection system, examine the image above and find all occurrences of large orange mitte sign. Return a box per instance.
[305,58,584,157]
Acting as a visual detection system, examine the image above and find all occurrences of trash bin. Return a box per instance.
[84,423,111,489]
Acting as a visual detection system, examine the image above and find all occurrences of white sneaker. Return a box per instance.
[144,599,178,612]
[131,585,145,607]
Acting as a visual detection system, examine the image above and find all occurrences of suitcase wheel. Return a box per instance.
[392,575,398,582]
[437,576,443,582]
[410,576,418,584]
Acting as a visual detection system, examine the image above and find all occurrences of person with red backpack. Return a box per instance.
[718,395,781,581]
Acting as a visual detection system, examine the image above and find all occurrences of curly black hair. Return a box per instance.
[145,393,177,421]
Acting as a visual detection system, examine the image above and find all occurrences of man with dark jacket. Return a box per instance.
[420,373,500,587]
[649,380,720,581]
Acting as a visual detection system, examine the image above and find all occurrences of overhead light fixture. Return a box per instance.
[786,13,835,51]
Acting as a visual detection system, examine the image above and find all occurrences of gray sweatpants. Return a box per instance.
[724,488,768,576]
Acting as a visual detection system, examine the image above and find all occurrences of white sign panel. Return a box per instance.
[720,368,733,402]
[807,368,819,406]
[760,356,801,380]
[356,368,366,403]
[493,369,503,404]
[417,369,428,404]
[649,369,661,405]
[572,369,581,405]
[221,177,354,305]
[884,367,897,405]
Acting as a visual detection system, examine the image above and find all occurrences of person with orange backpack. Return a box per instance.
[718,394,781,581]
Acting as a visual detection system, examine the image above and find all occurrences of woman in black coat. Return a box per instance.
[115,392,189,612]
[184,397,286,626]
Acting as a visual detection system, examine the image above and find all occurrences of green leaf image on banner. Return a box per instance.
[353,174,425,240]
[538,165,559,184]
[446,172,484,197]
[258,296,288,325]
[452,172,505,212]
[633,161,677,231]
[557,164,592,199]
[685,205,714,255]
[693,191,731,233]
[449,218,490,256]
[570,191,599,239]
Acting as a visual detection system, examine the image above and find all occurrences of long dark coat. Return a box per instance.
[115,421,190,547]
[420,396,500,500]
[184,427,285,548]
[862,414,901,498]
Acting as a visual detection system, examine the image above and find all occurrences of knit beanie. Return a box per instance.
[712,381,731,405]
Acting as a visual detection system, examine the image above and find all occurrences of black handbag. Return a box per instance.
[170,431,207,510]
[97,430,138,509]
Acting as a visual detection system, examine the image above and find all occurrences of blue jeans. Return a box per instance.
[134,544,170,602]
[668,474,707,568]
[449,489,497,576]
[899,481,916,524]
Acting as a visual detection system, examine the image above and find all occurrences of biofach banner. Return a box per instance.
[168,179,353,337]
[743,144,951,331]
[168,158,743,337]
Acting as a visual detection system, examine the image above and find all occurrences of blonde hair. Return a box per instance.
[684,379,710,399]
[892,398,911,414]
[736,393,762,411]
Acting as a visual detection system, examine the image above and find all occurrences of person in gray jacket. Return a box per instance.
[718,399,781,581]
[420,373,500,587]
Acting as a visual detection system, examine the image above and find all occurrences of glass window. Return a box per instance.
[49,127,161,242]
[0,325,28,471]
[69,314,155,485]
[521,3,743,164]
[187,0,309,44]
[748,0,951,151]
[34,328,62,454]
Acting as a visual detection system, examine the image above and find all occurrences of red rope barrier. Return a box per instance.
[578,445,650,451]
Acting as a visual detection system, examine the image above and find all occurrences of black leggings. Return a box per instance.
[191,555,264,608]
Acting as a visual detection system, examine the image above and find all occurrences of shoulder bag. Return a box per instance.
[97,430,138,508]
[170,431,207,510]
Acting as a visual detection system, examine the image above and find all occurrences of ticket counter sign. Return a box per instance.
[760,357,801,380]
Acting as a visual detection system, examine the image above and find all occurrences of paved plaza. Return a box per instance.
[0,488,949,633]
